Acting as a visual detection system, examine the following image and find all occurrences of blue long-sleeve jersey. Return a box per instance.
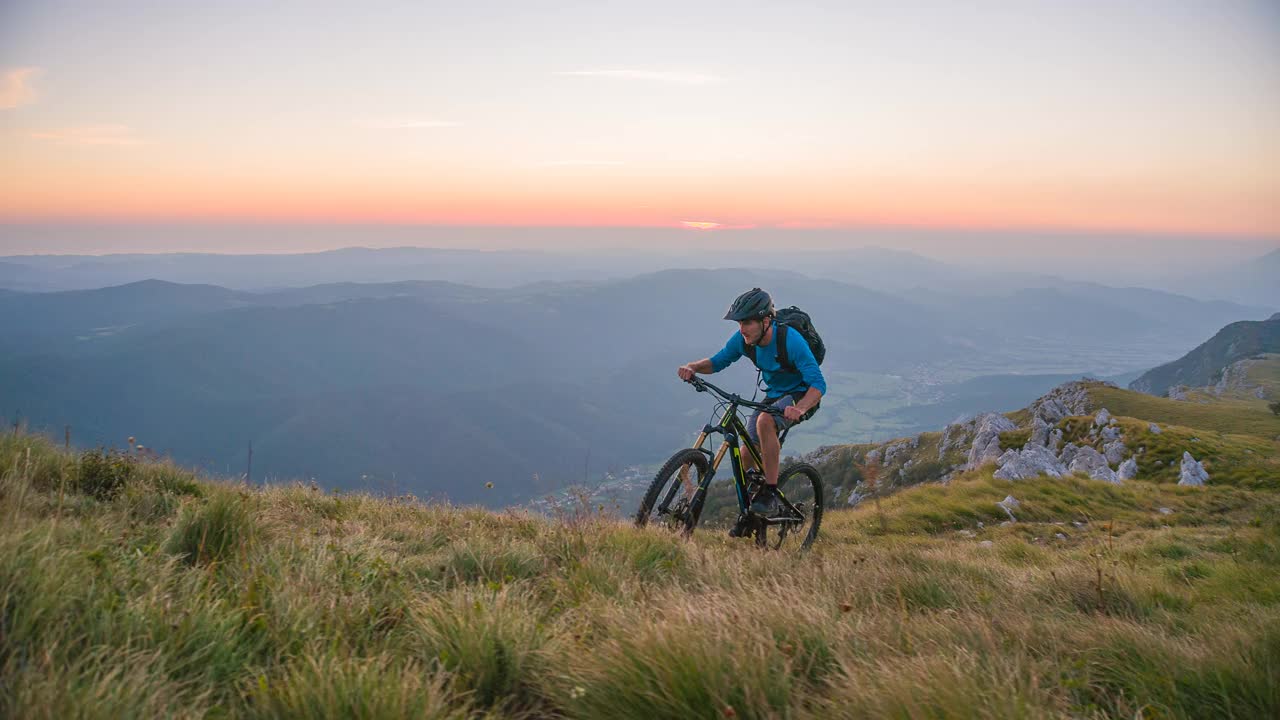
[710,324,826,397]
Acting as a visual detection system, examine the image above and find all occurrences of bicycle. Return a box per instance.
[634,376,824,550]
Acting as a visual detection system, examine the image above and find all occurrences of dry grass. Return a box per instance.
[2,431,1278,719]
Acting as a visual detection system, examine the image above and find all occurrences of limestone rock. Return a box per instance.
[1094,408,1112,426]
[1059,443,1080,467]
[883,437,918,465]
[997,495,1020,522]
[994,443,1066,480]
[1148,423,1162,434]
[938,416,975,460]
[1068,446,1118,483]
[1117,457,1138,480]
[965,413,1017,469]
[1028,381,1095,422]
[1168,385,1191,401]
[1103,439,1128,466]
[1029,414,1052,446]
[1048,428,1064,451]
[1101,425,1121,442]
[1178,452,1209,486]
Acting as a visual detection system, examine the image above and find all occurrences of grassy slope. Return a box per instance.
[3,432,1278,719]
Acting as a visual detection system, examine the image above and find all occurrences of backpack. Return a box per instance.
[744,306,826,373]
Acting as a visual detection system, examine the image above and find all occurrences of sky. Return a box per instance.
[1,0,1278,254]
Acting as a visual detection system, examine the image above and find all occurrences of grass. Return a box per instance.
[1087,381,1280,441]
[2,430,1278,719]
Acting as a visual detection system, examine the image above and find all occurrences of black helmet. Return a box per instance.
[724,287,774,321]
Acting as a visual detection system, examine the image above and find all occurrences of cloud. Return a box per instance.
[0,67,41,109]
[28,125,144,146]
[680,220,723,230]
[554,69,723,85]
[360,118,461,130]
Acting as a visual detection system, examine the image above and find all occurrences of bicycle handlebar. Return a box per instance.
[684,376,784,415]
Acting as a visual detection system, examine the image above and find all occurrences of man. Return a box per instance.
[677,287,826,520]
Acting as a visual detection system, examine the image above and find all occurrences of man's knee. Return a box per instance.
[756,412,777,438]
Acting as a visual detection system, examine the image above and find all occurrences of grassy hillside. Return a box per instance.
[1129,314,1280,396]
[3,432,1278,719]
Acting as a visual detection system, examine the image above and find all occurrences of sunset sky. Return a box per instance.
[1,1,1278,253]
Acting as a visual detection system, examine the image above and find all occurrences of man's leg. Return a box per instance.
[755,412,781,486]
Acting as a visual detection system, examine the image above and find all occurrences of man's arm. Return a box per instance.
[677,358,714,380]
[794,386,823,414]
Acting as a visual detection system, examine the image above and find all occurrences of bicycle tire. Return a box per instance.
[634,448,712,535]
[754,463,824,550]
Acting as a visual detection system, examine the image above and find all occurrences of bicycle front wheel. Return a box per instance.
[755,463,824,550]
[634,448,711,536]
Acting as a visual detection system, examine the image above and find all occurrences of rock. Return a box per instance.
[1101,425,1121,442]
[1178,452,1209,486]
[958,529,975,538]
[883,437,918,465]
[978,540,993,548]
[1029,414,1052,446]
[1167,385,1191,401]
[997,495,1020,522]
[976,521,984,529]
[1055,533,1067,540]
[1028,382,1095,422]
[1214,357,1266,398]
[1068,446,1118,483]
[938,416,975,460]
[1071,521,1086,529]
[1158,507,1173,515]
[994,443,1066,480]
[1103,440,1128,466]
[1148,423,1161,434]
[1094,408,1112,426]
[1117,457,1138,480]
[965,413,1018,469]
[1059,443,1080,467]
[1048,428,1064,451]
[999,520,1013,526]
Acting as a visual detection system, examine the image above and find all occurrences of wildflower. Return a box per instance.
[127,436,136,445]
[569,686,586,700]
[485,482,494,489]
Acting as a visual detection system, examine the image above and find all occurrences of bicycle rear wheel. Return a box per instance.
[754,463,824,550]
[634,448,712,535]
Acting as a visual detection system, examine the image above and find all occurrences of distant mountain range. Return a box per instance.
[1,264,1273,505]
[1129,313,1280,396]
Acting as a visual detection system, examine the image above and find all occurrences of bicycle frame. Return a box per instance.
[657,378,803,526]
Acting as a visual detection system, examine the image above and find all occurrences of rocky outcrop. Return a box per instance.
[1168,385,1191,401]
[1178,452,1209,486]
[1094,408,1112,426]
[1148,423,1162,434]
[1103,439,1128,466]
[883,437,919,465]
[1028,381,1094,423]
[994,444,1066,480]
[1067,446,1118,483]
[1118,457,1138,480]
[965,413,1017,469]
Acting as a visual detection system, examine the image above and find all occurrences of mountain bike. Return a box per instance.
[634,376,824,550]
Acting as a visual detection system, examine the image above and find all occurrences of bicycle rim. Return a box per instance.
[757,463,824,550]
[634,448,711,535]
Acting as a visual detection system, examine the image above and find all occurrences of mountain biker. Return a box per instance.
[677,287,826,520]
